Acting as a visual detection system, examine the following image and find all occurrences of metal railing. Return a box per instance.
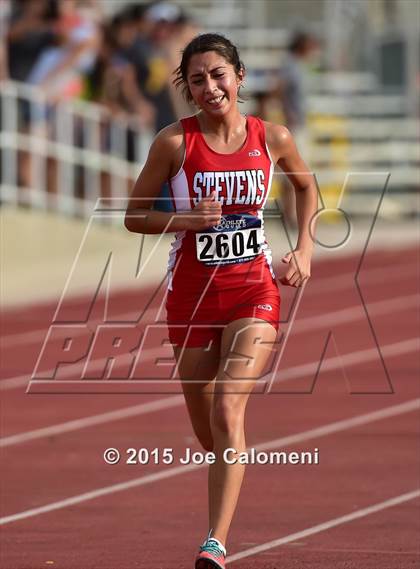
[0,80,153,218]
[1,79,418,220]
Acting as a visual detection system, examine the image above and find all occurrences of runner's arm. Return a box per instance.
[124,128,188,234]
[272,124,318,252]
[267,123,318,286]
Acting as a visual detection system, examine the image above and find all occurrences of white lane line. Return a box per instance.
[251,398,420,454]
[278,337,418,382]
[1,337,417,448]
[1,291,418,392]
[285,547,420,557]
[0,462,201,527]
[0,396,184,447]
[1,262,416,348]
[227,489,420,563]
[292,294,419,332]
[0,398,418,526]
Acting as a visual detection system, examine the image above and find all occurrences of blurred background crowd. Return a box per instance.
[2,0,200,130]
[0,0,418,219]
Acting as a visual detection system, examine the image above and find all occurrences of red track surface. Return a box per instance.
[1,246,419,568]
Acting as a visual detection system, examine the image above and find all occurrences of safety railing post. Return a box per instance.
[81,112,99,218]
[56,100,78,216]
[109,118,126,200]
[0,83,19,204]
[28,89,48,209]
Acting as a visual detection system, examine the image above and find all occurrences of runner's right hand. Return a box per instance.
[187,191,222,230]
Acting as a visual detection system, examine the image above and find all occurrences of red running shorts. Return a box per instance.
[166,279,280,348]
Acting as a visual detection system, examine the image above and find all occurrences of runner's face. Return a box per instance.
[187,51,242,115]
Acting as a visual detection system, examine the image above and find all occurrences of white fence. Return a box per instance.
[0,79,419,219]
[0,80,153,218]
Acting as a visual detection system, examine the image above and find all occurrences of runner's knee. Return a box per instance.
[211,398,244,437]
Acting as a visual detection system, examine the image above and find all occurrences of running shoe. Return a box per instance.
[195,536,226,569]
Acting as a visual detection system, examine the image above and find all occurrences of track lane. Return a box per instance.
[1,402,418,568]
[1,245,418,568]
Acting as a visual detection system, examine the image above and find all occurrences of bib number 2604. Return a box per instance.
[195,214,263,266]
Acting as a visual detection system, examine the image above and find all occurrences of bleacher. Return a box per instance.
[306,72,418,217]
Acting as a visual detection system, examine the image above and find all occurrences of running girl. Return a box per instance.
[125,33,317,569]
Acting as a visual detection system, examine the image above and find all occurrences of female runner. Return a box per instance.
[125,33,317,569]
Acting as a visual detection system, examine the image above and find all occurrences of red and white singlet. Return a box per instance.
[166,114,280,347]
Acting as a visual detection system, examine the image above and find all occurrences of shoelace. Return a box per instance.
[199,539,225,557]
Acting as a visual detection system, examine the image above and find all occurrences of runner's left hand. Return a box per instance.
[280,249,312,287]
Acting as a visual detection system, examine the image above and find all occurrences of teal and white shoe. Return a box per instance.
[195,530,226,569]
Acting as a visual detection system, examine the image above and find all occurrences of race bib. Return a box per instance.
[195,214,263,266]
